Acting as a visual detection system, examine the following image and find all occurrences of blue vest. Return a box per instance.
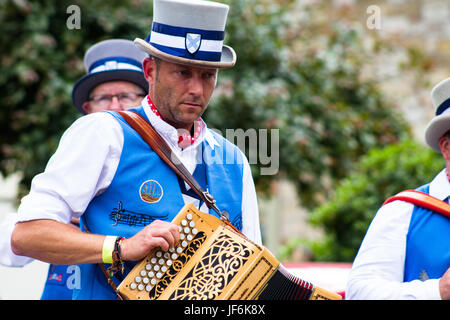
[40,264,74,300]
[404,184,450,282]
[73,106,244,299]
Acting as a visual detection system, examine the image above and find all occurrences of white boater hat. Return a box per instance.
[72,39,148,114]
[134,0,236,69]
[425,77,450,152]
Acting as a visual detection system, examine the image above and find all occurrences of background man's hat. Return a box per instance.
[425,77,450,152]
[72,39,148,114]
[134,0,236,69]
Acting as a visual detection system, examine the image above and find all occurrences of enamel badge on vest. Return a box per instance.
[139,180,164,203]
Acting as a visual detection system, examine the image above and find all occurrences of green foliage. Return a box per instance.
[1,0,410,213]
[207,0,410,208]
[306,139,444,262]
[0,0,152,201]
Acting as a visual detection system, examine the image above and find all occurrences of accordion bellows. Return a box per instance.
[117,203,341,300]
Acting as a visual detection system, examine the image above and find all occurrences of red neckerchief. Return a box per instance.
[147,96,204,148]
[446,168,450,183]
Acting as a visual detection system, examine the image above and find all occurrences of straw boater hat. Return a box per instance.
[72,39,148,114]
[134,0,236,69]
[425,77,450,152]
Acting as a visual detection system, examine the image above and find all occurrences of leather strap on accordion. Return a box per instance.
[114,111,342,300]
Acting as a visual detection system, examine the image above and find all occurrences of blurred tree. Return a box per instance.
[0,0,152,201]
[208,0,410,209]
[304,140,443,262]
[1,0,409,213]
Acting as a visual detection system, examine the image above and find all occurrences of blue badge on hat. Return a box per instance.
[185,33,202,55]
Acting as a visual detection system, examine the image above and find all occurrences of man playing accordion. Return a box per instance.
[11,0,261,300]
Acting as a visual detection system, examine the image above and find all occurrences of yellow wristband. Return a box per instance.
[102,236,117,264]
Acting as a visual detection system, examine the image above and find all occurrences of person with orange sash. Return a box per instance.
[346,78,450,300]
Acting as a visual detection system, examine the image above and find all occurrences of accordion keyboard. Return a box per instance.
[117,204,223,300]
[127,212,199,293]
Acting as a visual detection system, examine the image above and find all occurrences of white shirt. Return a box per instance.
[14,97,261,255]
[0,212,33,267]
[345,169,449,300]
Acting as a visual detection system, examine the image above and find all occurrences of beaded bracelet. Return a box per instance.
[107,237,125,277]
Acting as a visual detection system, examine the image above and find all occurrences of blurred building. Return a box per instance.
[261,0,450,259]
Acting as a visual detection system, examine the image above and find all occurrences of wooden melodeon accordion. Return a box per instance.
[117,203,342,300]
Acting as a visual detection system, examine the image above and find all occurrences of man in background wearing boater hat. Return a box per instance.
[11,0,261,300]
[1,39,147,299]
[346,78,450,300]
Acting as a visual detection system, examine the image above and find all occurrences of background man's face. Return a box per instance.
[83,81,145,114]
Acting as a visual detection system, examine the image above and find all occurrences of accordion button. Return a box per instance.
[138,284,144,291]
[176,247,183,254]
[156,251,163,258]
[148,271,155,278]
[140,270,147,277]
[171,253,178,260]
[169,247,175,253]
[153,265,160,271]
[180,233,185,240]
[151,257,157,264]
[186,213,193,220]
[142,277,149,284]
[192,228,198,235]
[145,285,152,292]
[181,240,188,247]
[156,272,163,279]
[184,227,190,234]
[181,219,187,226]
[189,221,195,227]
[164,252,170,259]
[158,258,165,265]
[130,282,137,290]
[145,264,152,271]
[151,278,157,285]
[135,276,142,283]
[166,260,172,266]
[178,226,182,232]
[187,234,193,241]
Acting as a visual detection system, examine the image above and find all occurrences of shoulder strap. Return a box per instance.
[117,110,232,223]
[383,190,450,218]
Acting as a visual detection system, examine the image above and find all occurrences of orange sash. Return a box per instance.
[383,190,450,218]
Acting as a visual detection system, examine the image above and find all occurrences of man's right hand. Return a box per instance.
[119,220,180,261]
[439,267,450,300]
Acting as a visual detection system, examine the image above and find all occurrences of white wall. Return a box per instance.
[0,174,48,300]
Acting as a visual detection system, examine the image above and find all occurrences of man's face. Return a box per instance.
[82,81,145,114]
[144,58,217,130]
